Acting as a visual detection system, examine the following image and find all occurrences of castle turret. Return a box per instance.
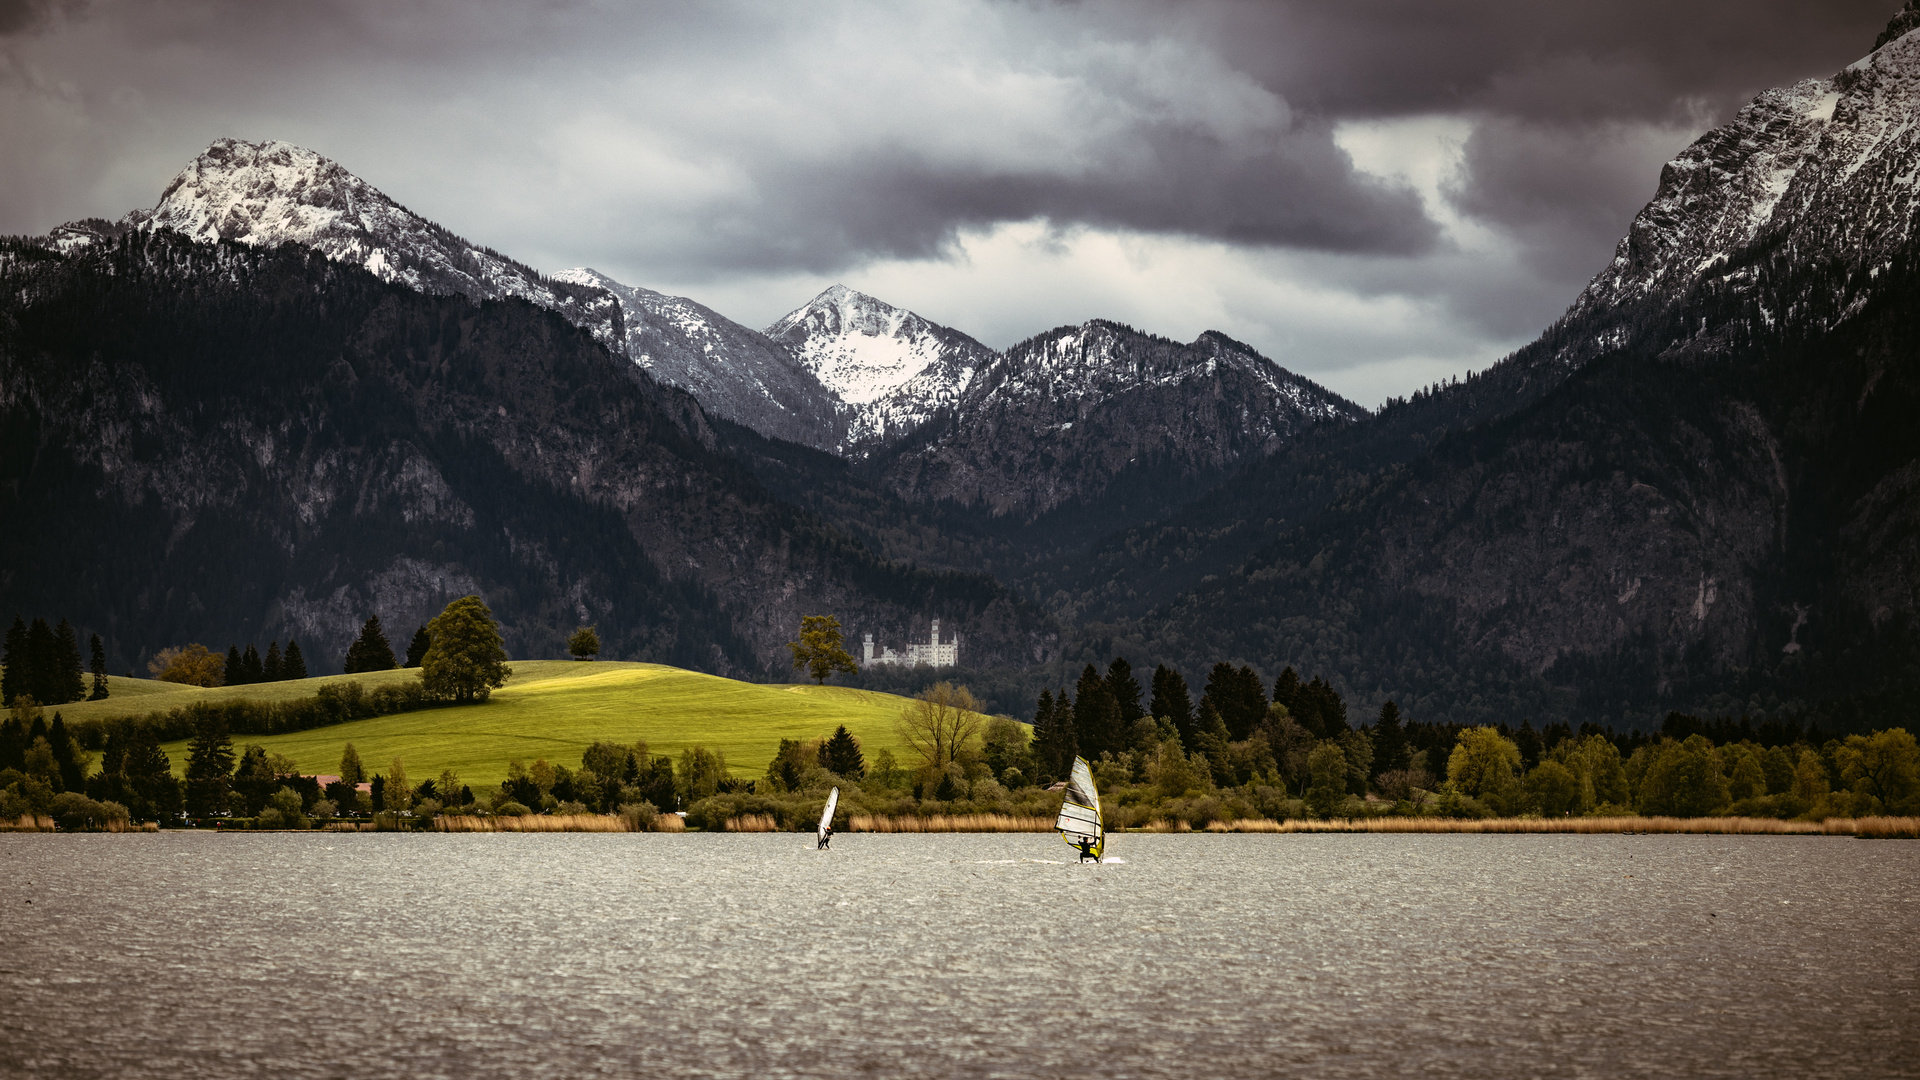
[930,619,940,645]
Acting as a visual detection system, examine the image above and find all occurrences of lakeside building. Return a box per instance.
[862,620,959,668]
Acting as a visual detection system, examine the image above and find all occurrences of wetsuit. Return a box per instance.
[1077,838,1097,862]
[819,826,832,850]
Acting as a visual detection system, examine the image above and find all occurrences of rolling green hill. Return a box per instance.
[77,661,962,786]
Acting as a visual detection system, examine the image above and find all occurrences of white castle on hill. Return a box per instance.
[863,620,959,669]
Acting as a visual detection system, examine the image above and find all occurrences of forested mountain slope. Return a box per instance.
[0,230,1055,677]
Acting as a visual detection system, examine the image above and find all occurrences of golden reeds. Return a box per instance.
[848,813,1053,832]
[725,814,780,832]
[1852,816,1920,839]
[0,814,54,832]
[1156,816,1872,834]
[433,813,682,833]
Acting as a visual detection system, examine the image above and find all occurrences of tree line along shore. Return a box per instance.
[2,607,1916,835]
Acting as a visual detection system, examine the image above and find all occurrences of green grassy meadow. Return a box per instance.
[81,660,945,785]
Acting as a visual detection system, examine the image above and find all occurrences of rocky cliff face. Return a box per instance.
[0,231,1055,676]
[1113,12,1920,728]
[765,285,995,449]
[879,321,1363,523]
[552,268,847,451]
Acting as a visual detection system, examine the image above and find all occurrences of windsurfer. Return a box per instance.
[818,824,833,850]
[1076,836,1097,862]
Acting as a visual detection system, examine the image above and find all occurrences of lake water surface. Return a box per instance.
[2,832,1915,1078]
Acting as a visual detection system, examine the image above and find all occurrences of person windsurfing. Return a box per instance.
[1075,835,1098,863]
[816,787,839,850]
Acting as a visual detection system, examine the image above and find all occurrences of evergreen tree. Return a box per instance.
[404,626,431,668]
[1201,662,1268,741]
[0,715,24,771]
[339,742,365,785]
[1272,666,1301,715]
[225,645,246,686]
[263,642,282,682]
[88,633,108,700]
[52,620,84,705]
[420,597,510,702]
[1031,688,1077,784]
[240,644,265,684]
[123,729,180,823]
[26,618,57,706]
[820,725,866,779]
[1105,657,1143,728]
[233,745,276,815]
[1073,664,1121,759]
[1372,700,1410,778]
[185,715,236,817]
[281,639,308,681]
[48,712,81,792]
[1193,700,1233,786]
[343,616,398,674]
[1149,664,1194,747]
[2,616,27,706]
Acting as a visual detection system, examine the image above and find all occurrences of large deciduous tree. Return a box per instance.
[895,681,982,775]
[420,596,511,702]
[786,615,857,685]
[1447,726,1522,801]
[151,644,225,687]
[568,625,601,661]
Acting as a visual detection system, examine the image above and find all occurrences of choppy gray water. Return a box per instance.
[2,832,1915,1078]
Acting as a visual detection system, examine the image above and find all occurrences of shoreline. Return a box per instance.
[7,813,1915,838]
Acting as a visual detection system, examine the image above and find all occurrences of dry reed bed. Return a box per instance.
[2,814,54,832]
[847,814,1054,833]
[433,813,685,833]
[1157,816,1920,836]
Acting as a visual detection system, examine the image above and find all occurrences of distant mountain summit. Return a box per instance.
[765,285,995,448]
[115,138,623,350]
[880,320,1363,523]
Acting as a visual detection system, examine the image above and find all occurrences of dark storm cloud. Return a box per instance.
[0,0,1903,402]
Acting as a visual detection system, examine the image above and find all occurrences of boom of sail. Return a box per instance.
[1054,756,1104,859]
[817,786,840,848]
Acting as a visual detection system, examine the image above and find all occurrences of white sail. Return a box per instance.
[1054,756,1104,858]
[817,786,840,845]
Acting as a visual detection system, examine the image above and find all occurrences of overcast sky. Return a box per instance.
[0,0,1898,404]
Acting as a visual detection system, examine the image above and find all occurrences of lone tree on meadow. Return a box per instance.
[787,615,857,684]
[568,625,601,661]
[420,595,511,702]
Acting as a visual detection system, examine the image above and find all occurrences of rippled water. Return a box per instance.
[2,832,1915,1078]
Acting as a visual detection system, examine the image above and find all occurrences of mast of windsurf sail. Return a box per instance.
[1054,756,1104,859]
[817,786,840,848]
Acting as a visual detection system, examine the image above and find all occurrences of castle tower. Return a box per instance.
[930,619,940,645]
[863,632,875,664]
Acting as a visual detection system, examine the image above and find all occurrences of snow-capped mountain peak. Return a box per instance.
[764,285,997,446]
[113,137,622,350]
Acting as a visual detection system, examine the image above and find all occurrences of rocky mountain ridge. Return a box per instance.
[551,268,847,450]
[878,320,1364,523]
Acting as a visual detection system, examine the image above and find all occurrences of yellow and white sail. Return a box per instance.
[1054,756,1104,859]
[817,786,839,846]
